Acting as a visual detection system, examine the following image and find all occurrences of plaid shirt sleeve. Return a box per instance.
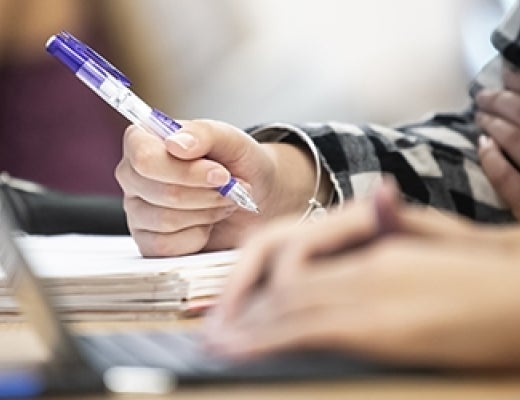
[248,2,520,224]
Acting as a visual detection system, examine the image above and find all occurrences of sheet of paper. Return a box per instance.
[10,234,238,279]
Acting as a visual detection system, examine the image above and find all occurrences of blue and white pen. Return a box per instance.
[46,31,259,213]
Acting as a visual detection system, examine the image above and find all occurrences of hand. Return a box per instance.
[208,180,498,334]
[115,119,326,256]
[207,236,520,368]
[477,61,520,219]
[205,182,520,367]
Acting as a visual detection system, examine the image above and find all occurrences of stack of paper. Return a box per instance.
[0,235,238,322]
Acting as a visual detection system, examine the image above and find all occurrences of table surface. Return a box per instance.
[1,319,520,400]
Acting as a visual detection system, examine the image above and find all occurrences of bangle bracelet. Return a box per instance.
[248,123,339,223]
[292,129,329,224]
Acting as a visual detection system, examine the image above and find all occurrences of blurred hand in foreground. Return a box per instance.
[205,180,520,369]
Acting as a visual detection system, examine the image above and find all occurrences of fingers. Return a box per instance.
[373,176,401,233]
[164,119,259,168]
[212,180,400,326]
[212,179,401,324]
[478,135,520,219]
[116,120,270,257]
[124,196,237,232]
[207,240,417,360]
[206,261,361,359]
[131,225,215,257]
[121,125,231,188]
[209,302,346,359]
[475,81,520,219]
[270,202,377,286]
[271,179,403,285]
[116,159,233,209]
[475,107,520,167]
[209,214,302,325]
[476,73,520,167]
[476,89,520,128]
[213,200,378,325]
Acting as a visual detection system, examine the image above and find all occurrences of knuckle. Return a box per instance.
[132,147,156,176]
[162,184,183,205]
[494,91,512,109]
[143,236,174,257]
[504,91,520,113]
[496,124,520,149]
[189,226,213,252]
[191,118,215,127]
[114,160,132,192]
[122,200,144,231]
[185,119,212,136]
[192,225,212,243]
[114,160,124,183]
[122,196,137,214]
[123,125,137,143]
[152,207,178,232]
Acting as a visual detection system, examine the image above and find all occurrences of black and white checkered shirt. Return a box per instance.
[249,2,520,224]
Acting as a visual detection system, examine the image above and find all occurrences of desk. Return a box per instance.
[1,320,520,400]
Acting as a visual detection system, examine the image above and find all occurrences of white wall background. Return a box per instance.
[117,0,510,128]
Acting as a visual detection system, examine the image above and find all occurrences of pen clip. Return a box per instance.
[46,31,131,87]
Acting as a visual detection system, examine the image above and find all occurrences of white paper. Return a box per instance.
[0,234,237,320]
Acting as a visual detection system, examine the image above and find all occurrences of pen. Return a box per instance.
[45,31,259,213]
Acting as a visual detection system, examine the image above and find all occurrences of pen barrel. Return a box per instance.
[143,109,182,139]
[76,61,152,128]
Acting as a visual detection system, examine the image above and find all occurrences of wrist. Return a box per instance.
[261,142,331,218]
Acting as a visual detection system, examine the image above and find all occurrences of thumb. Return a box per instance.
[164,119,259,167]
[373,175,473,239]
[374,176,402,235]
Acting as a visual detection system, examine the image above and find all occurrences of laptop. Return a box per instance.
[0,191,431,397]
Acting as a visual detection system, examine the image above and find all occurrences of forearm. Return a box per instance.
[249,120,515,223]
[260,142,332,219]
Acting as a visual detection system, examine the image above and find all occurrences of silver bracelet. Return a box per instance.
[249,123,342,223]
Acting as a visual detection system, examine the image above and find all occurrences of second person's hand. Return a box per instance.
[477,61,520,219]
[207,179,512,334]
[204,182,520,367]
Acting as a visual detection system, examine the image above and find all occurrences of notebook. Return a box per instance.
[0,190,432,397]
[0,234,236,321]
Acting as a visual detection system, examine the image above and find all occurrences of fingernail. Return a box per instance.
[166,132,198,150]
[479,135,492,149]
[207,168,231,186]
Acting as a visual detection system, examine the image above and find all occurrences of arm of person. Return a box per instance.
[208,178,514,328]
[205,181,520,368]
[116,110,515,259]
[248,115,514,224]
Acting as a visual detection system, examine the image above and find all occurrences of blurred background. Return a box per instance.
[0,0,514,195]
